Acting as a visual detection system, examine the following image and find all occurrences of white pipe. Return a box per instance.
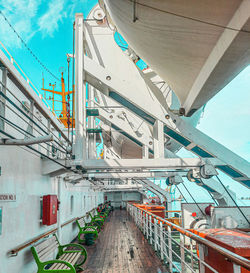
[0,134,53,145]
[57,176,62,242]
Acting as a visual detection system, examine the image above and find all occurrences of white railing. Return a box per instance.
[127,203,250,273]
[0,40,59,119]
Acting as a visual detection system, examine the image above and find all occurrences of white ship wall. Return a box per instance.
[105,191,142,208]
[0,147,103,273]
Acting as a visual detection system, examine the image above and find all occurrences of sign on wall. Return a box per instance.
[0,194,16,201]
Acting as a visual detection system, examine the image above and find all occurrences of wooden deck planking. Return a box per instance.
[80,210,168,273]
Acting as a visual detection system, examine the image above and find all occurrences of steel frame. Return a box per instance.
[73,11,249,190]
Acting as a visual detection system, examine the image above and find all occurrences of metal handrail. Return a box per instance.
[9,217,78,256]
[9,207,99,256]
[130,204,250,271]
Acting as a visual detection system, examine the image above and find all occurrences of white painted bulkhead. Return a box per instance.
[105,191,142,208]
[0,146,103,273]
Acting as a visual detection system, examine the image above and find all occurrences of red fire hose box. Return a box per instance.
[42,195,58,225]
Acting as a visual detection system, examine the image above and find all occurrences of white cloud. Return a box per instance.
[0,0,41,48]
[38,0,67,38]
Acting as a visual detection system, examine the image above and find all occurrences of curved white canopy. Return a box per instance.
[102,0,250,116]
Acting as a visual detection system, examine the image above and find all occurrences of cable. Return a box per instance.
[207,189,219,206]
[198,178,219,206]
[215,175,250,226]
[127,0,250,34]
[175,184,187,203]
[0,10,60,81]
[181,183,206,216]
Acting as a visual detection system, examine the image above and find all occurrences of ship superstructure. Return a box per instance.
[0,2,249,273]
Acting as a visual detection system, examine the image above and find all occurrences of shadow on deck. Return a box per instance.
[79,210,168,273]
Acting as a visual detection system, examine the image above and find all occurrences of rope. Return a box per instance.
[198,178,219,206]
[182,183,206,216]
[175,184,187,203]
[0,10,60,82]
[128,0,250,34]
[215,175,250,226]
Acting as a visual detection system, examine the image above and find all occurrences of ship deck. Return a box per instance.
[80,210,168,273]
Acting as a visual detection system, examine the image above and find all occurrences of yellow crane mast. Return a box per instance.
[42,72,75,128]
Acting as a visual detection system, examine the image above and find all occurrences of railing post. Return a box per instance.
[190,239,194,270]
[160,221,164,261]
[0,68,7,131]
[154,219,158,251]
[149,215,152,245]
[138,208,140,227]
[143,212,146,235]
[47,119,51,156]
[198,244,206,273]
[163,224,168,263]
[168,226,173,272]
[233,263,241,273]
[146,213,149,239]
[140,210,142,230]
[180,233,185,272]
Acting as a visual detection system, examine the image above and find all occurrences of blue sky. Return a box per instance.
[0,0,249,203]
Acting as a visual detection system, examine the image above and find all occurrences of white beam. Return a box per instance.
[42,159,68,176]
[153,120,164,158]
[142,145,149,159]
[88,85,96,159]
[74,13,86,161]
[73,157,222,170]
[84,171,184,179]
